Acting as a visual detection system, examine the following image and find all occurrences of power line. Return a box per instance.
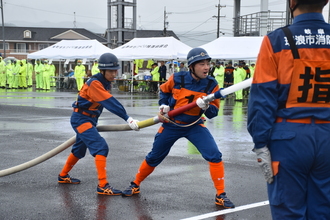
[4,2,106,20]
[170,5,214,14]
[180,17,214,36]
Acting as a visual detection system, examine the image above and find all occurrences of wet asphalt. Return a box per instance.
[0,86,271,220]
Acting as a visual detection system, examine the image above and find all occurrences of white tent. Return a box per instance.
[111,36,192,61]
[198,37,264,60]
[27,39,113,60]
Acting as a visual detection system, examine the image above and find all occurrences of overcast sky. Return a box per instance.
[3,0,330,47]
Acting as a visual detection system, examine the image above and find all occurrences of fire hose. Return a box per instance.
[0,78,252,177]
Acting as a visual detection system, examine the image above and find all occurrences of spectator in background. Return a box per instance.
[42,60,51,90]
[233,63,246,101]
[168,64,174,76]
[151,63,160,93]
[224,62,234,87]
[158,61,167,82]
[18,59,27,89]
[241,61,250,97]
[0,56,5,88]
[249,62,256,78]
[34,59,44,90]
[242,62,250,79]
[208,61,216,78]
[12,60,20,89]
[6,60,14,89]
[214,61,225,88]
[49,61,56,87]
[92,59,99,75]
[74,60,86,91]
[173,63,180,73]
[26,60,33,88]
[65,69,76,89]
[179,62,188,72]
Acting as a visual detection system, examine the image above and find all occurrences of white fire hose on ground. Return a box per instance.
[0,78,252,177]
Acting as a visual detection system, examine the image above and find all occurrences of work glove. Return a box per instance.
[253,146,274,184]
[196,97,209,110]
[159,104,170,114]
[126,117,139,131]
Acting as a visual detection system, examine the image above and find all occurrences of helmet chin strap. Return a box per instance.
[190,67,202,80]
[290,2,299,19]
[100,70,108,81]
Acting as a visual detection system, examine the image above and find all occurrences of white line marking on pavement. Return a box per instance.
[180,200,269,220]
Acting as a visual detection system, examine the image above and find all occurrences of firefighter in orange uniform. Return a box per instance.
[58,53,140,195]
[122,48,235,209]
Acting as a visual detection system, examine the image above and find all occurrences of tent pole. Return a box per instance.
[131,61,134,92]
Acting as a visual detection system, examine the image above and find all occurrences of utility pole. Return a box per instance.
[163,7,171,37]
[0,0,5,57]
[213,0,226,38]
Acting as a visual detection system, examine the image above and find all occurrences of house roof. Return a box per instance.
[136,30,179,40]
[109,29,180,41]
[0,26,107,43]
[0,26,180,45]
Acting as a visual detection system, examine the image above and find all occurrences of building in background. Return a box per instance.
[0,26,107,60]
[233,0,288,37]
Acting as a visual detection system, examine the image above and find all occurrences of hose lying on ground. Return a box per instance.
[0,117,159,177]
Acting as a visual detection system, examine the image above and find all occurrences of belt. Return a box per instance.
[276,117,330,124]
[173,119,189,124]
[73,108,97,118]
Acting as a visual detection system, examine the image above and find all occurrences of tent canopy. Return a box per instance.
[198,37,264,60]
[27,39,113,60]
[111,36,192,61]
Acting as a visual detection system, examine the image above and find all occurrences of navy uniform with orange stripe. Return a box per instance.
[58,53,139,196]
[149,70,220,166]
[71,72,129,158]
[247,1,330,219]
[122,48,235,209]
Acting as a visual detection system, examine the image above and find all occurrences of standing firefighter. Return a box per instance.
[58,53,140,195]
[42,60,51,90]
[74,60,86,91]
[0,57,5,88]
[34,59,44,90]
[91,59,99,75]
[18,59,27,89]
[122,48,235,209]
[247,0,330,219]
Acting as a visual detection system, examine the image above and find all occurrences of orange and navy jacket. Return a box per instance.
[159,71,220,124]
[72,72,129,120]
[225,66,234,74]
[247,12,330,148]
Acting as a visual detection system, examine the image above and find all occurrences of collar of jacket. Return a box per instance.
[293,12,325,24]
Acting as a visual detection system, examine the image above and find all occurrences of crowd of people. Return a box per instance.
[208,60,255,101]
[131,59,256,99]
[0,55,255,102]
[0,58,101,92]
[0,58,56,90]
